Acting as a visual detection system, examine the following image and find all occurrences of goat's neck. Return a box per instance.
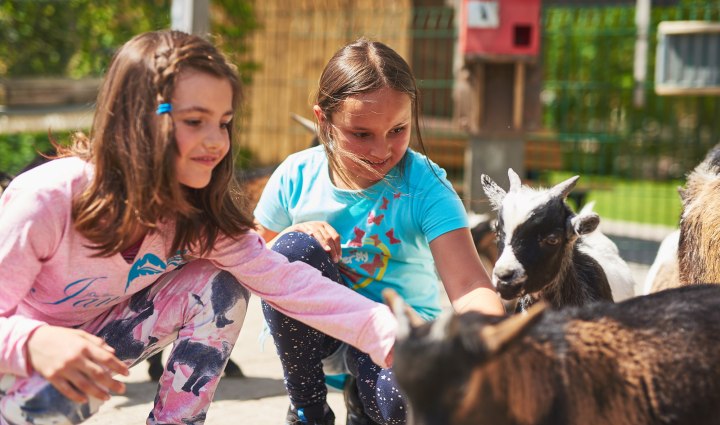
[542,244,603,308]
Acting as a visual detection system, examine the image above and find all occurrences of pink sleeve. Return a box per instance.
[0,183,62,376]
[210,232,397,368]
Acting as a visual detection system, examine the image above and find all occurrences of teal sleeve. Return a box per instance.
[253,162,293,232]
[416,160,469,243]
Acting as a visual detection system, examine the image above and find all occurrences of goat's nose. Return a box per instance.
[494,267,516,282]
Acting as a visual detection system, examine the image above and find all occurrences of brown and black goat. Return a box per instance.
[481,169,635,311]
[385,284,720,425]
[678,144,720,285]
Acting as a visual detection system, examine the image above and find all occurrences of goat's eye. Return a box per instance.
[544,234,561,246]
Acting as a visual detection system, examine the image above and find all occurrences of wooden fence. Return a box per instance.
[238,0,412,165]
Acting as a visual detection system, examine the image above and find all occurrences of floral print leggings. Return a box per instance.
[0,260,249,425]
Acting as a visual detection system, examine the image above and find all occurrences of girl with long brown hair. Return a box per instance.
[0,30,396,424]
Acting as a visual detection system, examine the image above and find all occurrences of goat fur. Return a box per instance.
[386,285,720,425]
[679,145,720,285]
[641,230,681,294]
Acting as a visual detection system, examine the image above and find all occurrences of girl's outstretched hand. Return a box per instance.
[26,325,129,403]
[288,221,342,263]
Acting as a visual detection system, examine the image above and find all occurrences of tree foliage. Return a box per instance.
[0,0,258,78]
[0,0,172,77]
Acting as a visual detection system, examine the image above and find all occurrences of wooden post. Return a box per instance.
[513,62,525,130]
[633,0,650,107]
[171,0,210,37]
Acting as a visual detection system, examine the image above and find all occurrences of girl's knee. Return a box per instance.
[271,232,329,263]
[163,261,250,331]
[271,232,340,282]
[206,270,250,329]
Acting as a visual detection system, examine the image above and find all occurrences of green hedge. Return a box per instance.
[0,130,256,177]
[0,131,66,176]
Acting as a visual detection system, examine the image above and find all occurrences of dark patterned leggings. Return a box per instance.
[262,232,406,425]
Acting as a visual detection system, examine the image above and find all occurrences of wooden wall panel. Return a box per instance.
[238,0,412,166]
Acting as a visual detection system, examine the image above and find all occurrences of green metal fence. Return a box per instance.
[541,1,720,264]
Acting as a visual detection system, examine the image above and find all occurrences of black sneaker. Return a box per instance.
[147,353,164,381]
[286,403,335,425]
[223,359,245,378]
[343,377,380,425]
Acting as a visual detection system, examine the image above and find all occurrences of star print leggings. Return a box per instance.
[262,232,406,425]
[0,260,249,425]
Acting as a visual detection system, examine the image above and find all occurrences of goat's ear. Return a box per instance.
[383,288,424,340]
[677,185,687,202]
[550,175,580,199]
[481,174,506,210]
[478,301,546,356]
[569,212,600,236]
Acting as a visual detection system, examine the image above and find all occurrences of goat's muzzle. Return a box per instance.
[496,281,526,300]
[493,267,527,300]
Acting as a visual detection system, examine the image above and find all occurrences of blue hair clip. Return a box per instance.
[156,103,172,115]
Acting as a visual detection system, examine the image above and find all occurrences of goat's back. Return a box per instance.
[577,229,636,301]
[518,285,720,425]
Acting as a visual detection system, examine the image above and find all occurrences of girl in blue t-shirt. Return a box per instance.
[254,38,504,425]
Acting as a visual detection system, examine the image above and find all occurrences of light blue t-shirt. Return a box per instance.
[254,146,468,320]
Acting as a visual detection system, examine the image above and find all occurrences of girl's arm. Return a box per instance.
[211,232,396,368]
[254,221,279,243]
[0,166,128,402]
[430,228,505,316]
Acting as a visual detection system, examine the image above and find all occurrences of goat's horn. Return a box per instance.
[479,301,547,355]
[508,168,522,192]
[383,288,424,339]
[551,175,580,199]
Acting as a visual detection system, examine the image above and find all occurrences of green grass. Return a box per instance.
[547,171,683,228]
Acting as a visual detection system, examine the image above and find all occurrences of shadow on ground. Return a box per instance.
[108,376,286,410]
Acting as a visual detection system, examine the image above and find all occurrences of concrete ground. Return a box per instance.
[83,262,649,425]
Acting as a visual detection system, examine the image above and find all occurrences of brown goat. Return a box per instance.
[385,284,720,425]
[679,145,720,285]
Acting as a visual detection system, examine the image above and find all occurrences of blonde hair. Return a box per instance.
[65,30,253,257]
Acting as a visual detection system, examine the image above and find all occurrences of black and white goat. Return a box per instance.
[385,284,720,425]
[481,169,634,311]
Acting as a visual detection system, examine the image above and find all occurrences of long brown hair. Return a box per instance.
[314,38,428,189]
[66,30,253,257]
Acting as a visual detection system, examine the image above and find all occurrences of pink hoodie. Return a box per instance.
[0,157,396,377]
